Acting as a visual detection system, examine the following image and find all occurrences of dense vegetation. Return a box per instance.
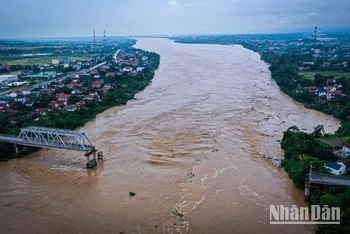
[0,51,160,161]
[262,52,350,138]
[281,127,350,233]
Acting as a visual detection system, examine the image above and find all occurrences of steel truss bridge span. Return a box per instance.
[0,127,95,152]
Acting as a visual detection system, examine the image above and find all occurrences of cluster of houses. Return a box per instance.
[0,49,149,117]
[324,143,350,175]
[0,79,103,115]
[308,82,346,99]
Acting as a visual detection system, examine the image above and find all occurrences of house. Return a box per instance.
[341,143,350,158]
[56,93,72,101]
[14,95,26,103]
[316,88,327,97]
[65,104,78,112]
[100,64,110,70]
[0,103,8,112]
[49,100,66,107]
[298,66,309,71]
[40,88,51,95]
[132,60,139,66]
[24,100,35,107]
[57,83,65,88]
[323,62,331,66]
[84,92,100,100]
[308,86,317,92]
[66,83,75,89]
[21,89,31,96]
[100,87,109,94]
[324,161,346,175]
[136,67,145,72]
[325,86,336,93]
[106,72,115,77]
[71,89,82,94]
[91,70,98,75]
[329,90,343,99]
[92,80,103,88]
[123,67,133,72]
[37,108,49,116]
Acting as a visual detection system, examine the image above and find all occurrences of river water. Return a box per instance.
[0,39,340,234]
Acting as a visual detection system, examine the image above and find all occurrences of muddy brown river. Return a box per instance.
[0,39,340,234]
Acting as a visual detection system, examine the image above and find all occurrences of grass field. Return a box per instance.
[0,53,102,66]
[299,71,350,81]
[0,46,66,50]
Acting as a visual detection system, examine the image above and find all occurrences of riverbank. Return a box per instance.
[0,49,160,161]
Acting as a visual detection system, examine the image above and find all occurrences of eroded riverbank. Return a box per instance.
[0,39,339,234]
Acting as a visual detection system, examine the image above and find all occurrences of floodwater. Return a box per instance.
[0,39,340,234]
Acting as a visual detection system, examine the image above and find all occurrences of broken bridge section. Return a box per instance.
[0,126,98,168]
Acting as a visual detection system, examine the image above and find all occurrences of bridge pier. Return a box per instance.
[304,177,311,202]
[14,145,19,155]
[85,149,98,169]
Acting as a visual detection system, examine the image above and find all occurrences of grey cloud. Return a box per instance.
[0,0,349,38]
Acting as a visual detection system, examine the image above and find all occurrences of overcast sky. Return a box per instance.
[1,0,350,38]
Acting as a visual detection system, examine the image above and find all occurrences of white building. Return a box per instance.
[324,161,346,175]
[0,75,18,87]
[342,143,350,158]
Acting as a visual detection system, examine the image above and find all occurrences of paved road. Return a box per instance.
[113,49,121,60]
[310,173,350,186]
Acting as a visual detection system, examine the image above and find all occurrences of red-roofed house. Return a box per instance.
[91,70,98,75]
[106,72,115,77]
[66,83,75,89]
[329,90,344,99]
[323,62,331,66]
[40,88,51,95]
[56,93,72,101]
[123,66,133,72]
[100,87,109,94]
[65,104,78,112]
[309,86,317,92]
[84,92,100,100]
[92,80,103,88]
[298,66,309,71]
[49,100,66,107]
[37,108,49,116]
[325,86,336,93]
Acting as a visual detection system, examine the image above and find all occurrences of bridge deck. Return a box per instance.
[0,127,95,152]
[310,173,350,186]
